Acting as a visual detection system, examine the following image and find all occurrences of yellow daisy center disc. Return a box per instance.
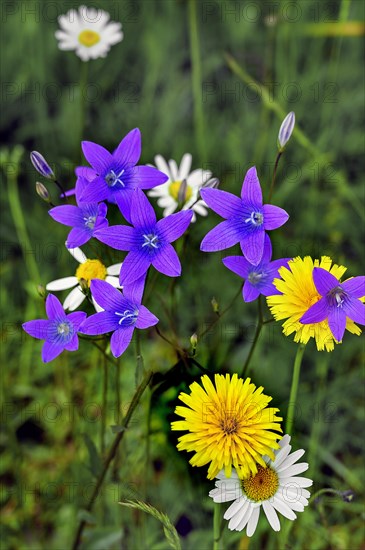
[78,30,101,47]
[169,181,193,203]
[76,259,107,287]
[242,465,279,502]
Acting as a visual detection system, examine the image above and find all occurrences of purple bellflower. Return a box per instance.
[78,128,168,221]
[22,294,86,363]
[95,189,193,285]
[222,235,291,302]
[49,176,108,248]
[300,268,365,341]
[79,279,158,357]
[200,167,289,265]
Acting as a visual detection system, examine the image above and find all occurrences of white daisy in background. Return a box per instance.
[46,247,122,311]
[55,6,123,61]
[209,435,312,537]
[148,154,213,222]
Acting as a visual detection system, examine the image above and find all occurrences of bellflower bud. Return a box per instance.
[202,177,220,189]
[35,182,51,203]
[278,112,295,152]
[211,296,219,315]
[30,151,55,179]
[190,332,198,351]
[177,179,188,205]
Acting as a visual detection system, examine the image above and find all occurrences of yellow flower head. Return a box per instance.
[267,256,362,352]
[171,373,282,480]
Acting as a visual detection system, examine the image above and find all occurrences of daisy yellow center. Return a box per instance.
[76,259,107,287]
[78,30,101,47]
[169,181,193,203]
[242,465,279,502]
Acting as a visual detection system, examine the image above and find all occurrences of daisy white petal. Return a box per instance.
[68,247,87,264]
[148,154,216,221]
[63,287,85,311]
[46,276,78,291]
[107,263,122,276]
[105,276,120,288]
[209,434,312,537]
[55,7,123,61]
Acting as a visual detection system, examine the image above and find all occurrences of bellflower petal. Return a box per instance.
[200,188,242,218]
[119,251,151,285]
[42,341,64,363]
[110,326,135,357]
[262,204,289,230]
[241,167,262,205]
[89,280,124,312]
[313,267,340,296]
[64,334,79,352]
[240,229,265,265]
[261,234,273,263]
[49,205,84,226]
[67,311,87,330]
[135,305,159,329]
[66,227,91,248]
[75,166,97,180]
[201,220,241,252]
[157,210,193,242]
[328,307,347,342]
[151,244,181,277]
[133,165,169,189]
[79,311,118,335]
[300,298,328,324]
[115,189,135,222]
[22,320,50,340]
[222,256,250,278]
[343,297,365,325]
[130,189,157,227]
[79,176,109,203]
[82,141,114,175]
[342,276,365,297]
[243,282,261,302]
[123,274,147,303]
[45,294,65,320]
[113,128,141,167]
[95,225,137,251]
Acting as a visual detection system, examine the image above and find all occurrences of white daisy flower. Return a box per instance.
[46,247,122,312]
[148,154,213,222]
[209,435,312,537]
[55,6,123,61]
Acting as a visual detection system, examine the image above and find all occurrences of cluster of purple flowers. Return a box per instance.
[24,131,365,361]
[24,129,193,361]
[200,166,290,302]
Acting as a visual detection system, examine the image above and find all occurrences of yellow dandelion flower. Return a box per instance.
[171,373,282,480]
[267,256,362,352]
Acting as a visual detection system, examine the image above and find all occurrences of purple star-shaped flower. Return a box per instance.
[95,189,193,285]
[200,167,289,265]
[222,235,290,302]
[79,279,159,357]
[78,128,168,221]
[300,268,365,341]
[22,294,86,363]
[49,176,109,248]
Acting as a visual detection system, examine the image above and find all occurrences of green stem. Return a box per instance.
[285,344,306,435]
[309,488,340,504]
[213,503,222,550]
[7,170,41,283]
[198,284,242,340]
[268,152,282,203]
[71,370,154,550]
[78,61,89,159]
[241,297,264,378]
[188,0,206,162]
[100,348,108,455]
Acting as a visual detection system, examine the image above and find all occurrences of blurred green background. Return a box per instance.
[1,0,364,549]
